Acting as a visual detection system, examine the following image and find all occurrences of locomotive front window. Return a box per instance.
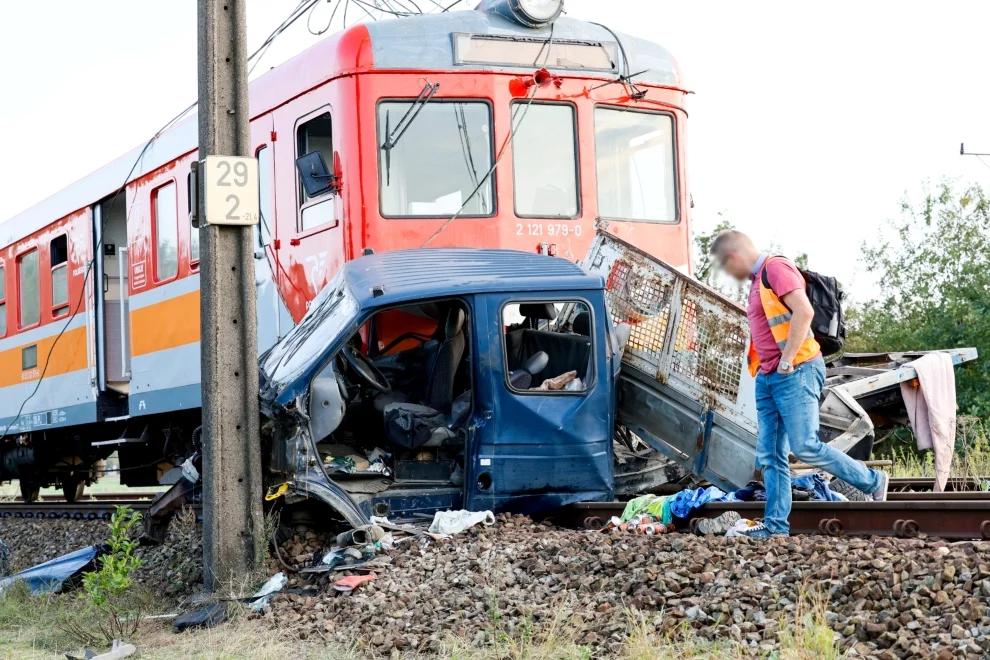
[378,101,494,217]
[595,108,677,223]
[512,103,579,218]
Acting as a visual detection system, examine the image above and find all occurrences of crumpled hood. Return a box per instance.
[259,273,360,410]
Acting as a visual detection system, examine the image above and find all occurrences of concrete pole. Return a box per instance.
[197,0,264,591]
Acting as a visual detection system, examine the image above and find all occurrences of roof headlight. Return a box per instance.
[514,0,563,25]
[491,0,563,28]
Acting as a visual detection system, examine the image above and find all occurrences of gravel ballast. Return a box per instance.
[269,515,990,658]
[4,513,990,657]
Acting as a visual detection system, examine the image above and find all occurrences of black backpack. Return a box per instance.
[761,258,846,356]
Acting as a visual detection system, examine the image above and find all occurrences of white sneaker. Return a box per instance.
[872,470,890,502]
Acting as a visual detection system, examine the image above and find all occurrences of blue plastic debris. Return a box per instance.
[0,544,105,595]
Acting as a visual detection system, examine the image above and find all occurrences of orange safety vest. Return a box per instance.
[746,258,821,377]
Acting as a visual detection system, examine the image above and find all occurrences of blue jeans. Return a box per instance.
[755,356,882,535]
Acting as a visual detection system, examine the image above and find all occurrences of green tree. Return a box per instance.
[848,182,990,417]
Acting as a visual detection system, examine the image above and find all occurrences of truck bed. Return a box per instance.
[584,231,978,492]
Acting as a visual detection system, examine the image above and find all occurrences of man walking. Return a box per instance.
[710,230,888,538]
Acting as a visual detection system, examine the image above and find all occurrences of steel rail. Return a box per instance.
[567,500,990,539]
[0,500,153,521]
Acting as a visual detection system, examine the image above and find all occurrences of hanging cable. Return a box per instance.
[422,23,556,246]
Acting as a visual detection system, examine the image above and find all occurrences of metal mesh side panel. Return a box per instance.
[602,258,675,375]
[669,287,747,404]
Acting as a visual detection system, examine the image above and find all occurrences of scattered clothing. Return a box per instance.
[619,494,669,525]
[668,486,726,519]
[792,473,847,502]
[333,574,376,593]
[732,481,767,502]
[428,509,495,535]
[900,352,957,492]
[725,519,774,539]
[693,511,741,536]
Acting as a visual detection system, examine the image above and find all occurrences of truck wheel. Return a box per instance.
[63,478,85,503]
[20,480,40,503]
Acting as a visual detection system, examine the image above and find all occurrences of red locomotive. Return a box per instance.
[0,0,692,500]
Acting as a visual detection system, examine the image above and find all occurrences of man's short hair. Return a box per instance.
[709,229,753,257]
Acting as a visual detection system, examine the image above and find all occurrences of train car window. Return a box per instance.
[377,101,494,217]
[186,172,200,265]
[512,103,578,218]
[50,235,69,316]
[257,145,274,246]
[153,181,179,281]
[17,250,40,328]
[594,108,677,223]
[0,265,6,336]
[296,112,333,231]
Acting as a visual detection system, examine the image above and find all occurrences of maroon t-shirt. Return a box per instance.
[747,256,810,374]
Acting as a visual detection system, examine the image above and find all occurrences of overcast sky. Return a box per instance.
[1,1,987,300]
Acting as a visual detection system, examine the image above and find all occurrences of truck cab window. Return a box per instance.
[297,112,334,231]
[595,108,677,223]
[153,182,178,281]
[503,301,592,393]
[512,103,578,218]
[17,250,40,328]
[50,235,69,316]
[378,101,494,217]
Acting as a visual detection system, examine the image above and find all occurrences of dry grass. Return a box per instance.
[775,588,843,660]
[887,416,990,486]
[0,585,354,659]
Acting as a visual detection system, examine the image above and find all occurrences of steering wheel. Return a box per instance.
[340,344,391,393]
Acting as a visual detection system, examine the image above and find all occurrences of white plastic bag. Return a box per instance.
[428,509,496,535]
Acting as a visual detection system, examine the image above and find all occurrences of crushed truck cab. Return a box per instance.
[259,233,977,525]
[259,248,619,525]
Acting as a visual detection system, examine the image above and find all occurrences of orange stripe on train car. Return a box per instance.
[0,326,89,388]
[130,290,201,357]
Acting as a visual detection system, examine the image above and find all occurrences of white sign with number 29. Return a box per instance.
[202,155,260,227]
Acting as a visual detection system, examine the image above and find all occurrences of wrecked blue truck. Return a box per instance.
[257,232,977,526]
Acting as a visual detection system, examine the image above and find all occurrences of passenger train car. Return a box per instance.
[0,0,693,501]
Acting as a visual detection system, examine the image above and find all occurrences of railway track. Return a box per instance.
[568,497,990,540]
[0,493,158,521]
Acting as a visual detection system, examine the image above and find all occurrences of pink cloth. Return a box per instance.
[899,352,957,492]
[747,256,811,374]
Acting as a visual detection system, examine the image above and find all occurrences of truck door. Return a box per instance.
[465,293,614,513]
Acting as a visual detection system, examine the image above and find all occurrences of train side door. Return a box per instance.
[272,99,346,320]
[94,195,131,396]
[252,117,287,353]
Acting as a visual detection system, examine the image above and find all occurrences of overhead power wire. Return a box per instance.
[422,22,556,246]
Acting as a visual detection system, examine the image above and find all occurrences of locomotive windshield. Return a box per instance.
[512,103,579,218]
[595,108,677,223]
[378,101,494,217]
